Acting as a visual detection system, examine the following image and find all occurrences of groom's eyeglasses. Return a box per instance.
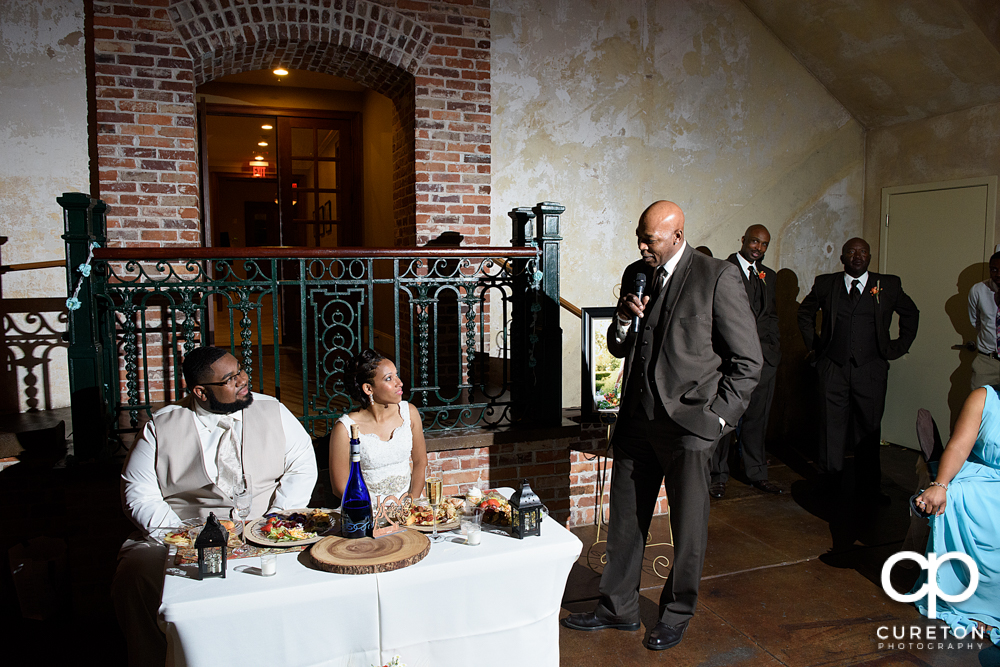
[199,365,247,389]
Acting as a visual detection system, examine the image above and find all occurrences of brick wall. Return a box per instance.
[92,0,490,250]
[427,418,672,530]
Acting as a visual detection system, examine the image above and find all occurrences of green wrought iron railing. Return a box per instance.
[60,193,564,457]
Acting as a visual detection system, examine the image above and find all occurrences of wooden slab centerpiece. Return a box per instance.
[310,530,430,574]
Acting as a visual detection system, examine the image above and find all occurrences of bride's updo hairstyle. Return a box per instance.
[347,348,387,409]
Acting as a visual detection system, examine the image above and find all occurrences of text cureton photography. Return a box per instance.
[876,623,986,651]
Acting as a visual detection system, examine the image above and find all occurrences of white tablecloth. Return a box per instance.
[159,502,583,667]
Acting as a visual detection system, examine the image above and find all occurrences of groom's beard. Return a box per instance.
[206,390,254,414]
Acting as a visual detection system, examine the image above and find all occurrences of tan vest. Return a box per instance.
[153,396,286,521]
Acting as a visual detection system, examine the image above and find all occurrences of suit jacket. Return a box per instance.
[608,246,763,440]
[796,271,919,362]
[726,253,781,367]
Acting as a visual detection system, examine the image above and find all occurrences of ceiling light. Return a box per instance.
[258,139,268,146]
[254,154,265,161]
[273,67,288,76]
[261,124,273,130]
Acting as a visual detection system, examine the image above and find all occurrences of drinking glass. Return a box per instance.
[461,507,483,546]
[424,462,443,541]
[232,473,253,556]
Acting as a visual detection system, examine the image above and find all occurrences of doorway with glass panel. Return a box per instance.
[202,106,362,347]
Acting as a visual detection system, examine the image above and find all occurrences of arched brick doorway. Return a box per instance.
[93,0,491,248]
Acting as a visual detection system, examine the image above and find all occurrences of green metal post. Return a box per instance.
[59,193,110,459]
[533,202,564,426]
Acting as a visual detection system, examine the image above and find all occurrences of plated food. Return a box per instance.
[245,508,334,547]
[160,519,241,548]
[405,497,463,530]
[477,491,512,526]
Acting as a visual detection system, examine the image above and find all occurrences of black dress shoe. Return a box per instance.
[561,612,640,632]
[751,480,783,494]
[709,481,726,499]
[645,621,688,650]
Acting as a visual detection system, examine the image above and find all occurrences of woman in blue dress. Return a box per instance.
[913,385,1000,642]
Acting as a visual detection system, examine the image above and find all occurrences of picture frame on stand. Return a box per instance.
[581,307,623,422]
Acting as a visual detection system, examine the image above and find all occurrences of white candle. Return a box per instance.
[466,524,481,546]
[260,554,277,576]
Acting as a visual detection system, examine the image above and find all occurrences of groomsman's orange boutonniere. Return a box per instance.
[757,270,766,283]
[870,281,882,304]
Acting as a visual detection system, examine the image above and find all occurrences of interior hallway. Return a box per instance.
[0,406,996,666]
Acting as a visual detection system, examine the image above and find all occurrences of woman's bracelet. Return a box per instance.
[929,481,948,491]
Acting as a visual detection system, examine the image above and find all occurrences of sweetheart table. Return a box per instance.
[158,496,583,667]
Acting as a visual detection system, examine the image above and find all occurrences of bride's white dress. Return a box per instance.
[336,401,413,498]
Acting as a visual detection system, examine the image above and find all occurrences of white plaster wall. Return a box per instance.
[492,0,865,407]
[0,0,89,412]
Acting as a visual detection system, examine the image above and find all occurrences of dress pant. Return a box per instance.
[971,352,1000,393]
[712,361,777,484]
[111,536,169,666]
[596,410,718,627]
[816,355,888,495]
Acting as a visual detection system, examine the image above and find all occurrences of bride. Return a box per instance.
[329,349,427,500]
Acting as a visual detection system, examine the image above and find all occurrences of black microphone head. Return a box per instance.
[634,273,646,296]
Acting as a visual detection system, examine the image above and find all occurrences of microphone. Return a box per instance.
[632,273,646,333]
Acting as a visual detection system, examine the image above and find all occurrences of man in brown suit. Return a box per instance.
[562,201,762,650]
[113,347,317,665]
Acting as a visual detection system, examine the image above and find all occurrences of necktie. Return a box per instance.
[994,291,1000,355]
[215,415,242,498]
[652,266,667,298]
[747,264,761,308]
[850,279,861,303]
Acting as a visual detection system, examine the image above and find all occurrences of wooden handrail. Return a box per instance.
[94,246,540,260]
[0,259,64,273]
[560,297,582,319]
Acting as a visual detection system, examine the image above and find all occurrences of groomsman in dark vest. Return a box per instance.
[797,238,919,501]
[710,225,782,497]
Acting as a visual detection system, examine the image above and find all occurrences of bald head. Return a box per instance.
[739,224,770,265]
[636,200,685,267]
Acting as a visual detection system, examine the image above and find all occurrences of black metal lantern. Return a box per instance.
[509,479,543,539]
[195,512,228,579]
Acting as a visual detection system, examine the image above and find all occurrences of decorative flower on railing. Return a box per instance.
[66,241,100,311]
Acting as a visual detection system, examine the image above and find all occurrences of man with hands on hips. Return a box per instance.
[561,200,761,651]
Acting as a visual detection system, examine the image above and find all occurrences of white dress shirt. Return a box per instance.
[122,393,317,533]
[969,280,1000,354]
[843,271,869,294]
[735,252,757,280]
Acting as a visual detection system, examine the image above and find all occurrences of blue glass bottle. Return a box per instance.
[341,424,373,538]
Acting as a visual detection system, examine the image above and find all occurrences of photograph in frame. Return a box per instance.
[581,307,624,421]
